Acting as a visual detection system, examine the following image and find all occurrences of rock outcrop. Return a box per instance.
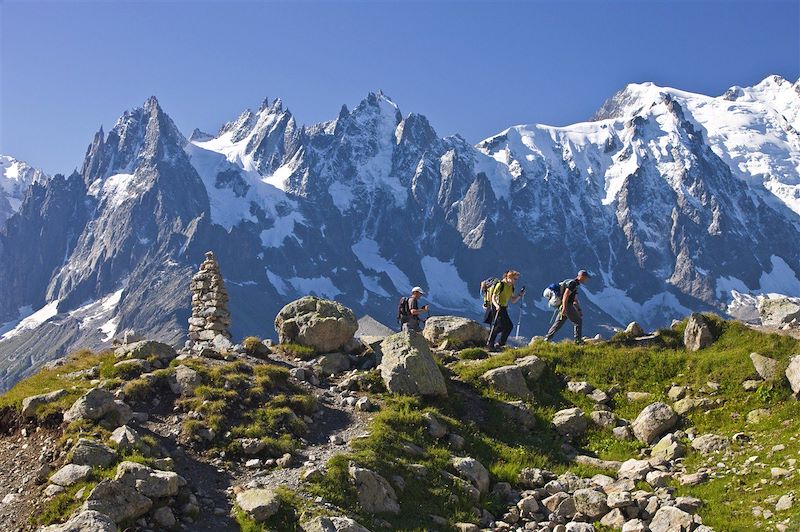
[759,296,800,328]
[422,316,487,347]
[684,314,715,351]
[632,402,677,444]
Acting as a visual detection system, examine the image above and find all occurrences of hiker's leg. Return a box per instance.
[567,306,583,341]
[545,314,566,340]
[488,314,502,347]
[498,308,513,346]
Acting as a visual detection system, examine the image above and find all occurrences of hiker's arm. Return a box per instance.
[561,289,571,315]
[410,305,428,316]
[491,287,501,309]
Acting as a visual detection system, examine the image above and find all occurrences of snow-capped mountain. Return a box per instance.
[0,156,47,223]
[0,75,798,390]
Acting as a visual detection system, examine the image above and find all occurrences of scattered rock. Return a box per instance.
[625,322,645,336]
[302,516,372,532]
[40,510,118,532]
[21,389,66,418]
[275,296,358,353]
[750,352,781,381]
[648,505,695,532]
[776,494,794,511]
[631,402,677,444]
[683,313,715,351]
[451,456,490,493]
[673,397,714,415]
[63,388,118,423]
[785,355,800,396]
[115,461,182,498]
[759,296,800,327]
[626,391,652,402]
[318,352,352,376]
[667,385,686,401]
[679,471,708,486]
[746,408,770,424]
[481,365,530,397]
[590,410,617,428]
[115,340,177,364]
[691,433,730,454]
[377,331,447,397]
[567,381,593,395]
[422,316,487,347]
[423,412,448,438]
[651,433,686,461]
[349,464,400,514]
[236,488,281,522]
[617,459,652,481]
[552,407,587,437]
[573,488,609,520]
[612,426,633,441]
[83,480,153,523]
[169,365,201,395]
[355,396,377,412]
[109,425,141,451]
[50,464,92,487]
[153,506,176,527]
[515,355,547,380]
[70,438,118,468]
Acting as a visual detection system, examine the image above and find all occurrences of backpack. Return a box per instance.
[542,279,572,308]
[480,277,502,308]
[397,297,411,324]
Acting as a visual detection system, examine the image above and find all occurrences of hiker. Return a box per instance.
[545,270,590,344]
[486,270,525,351]
[398,286,429,332]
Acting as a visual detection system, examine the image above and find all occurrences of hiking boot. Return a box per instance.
[574,338,585,345]
[487,344,501,353]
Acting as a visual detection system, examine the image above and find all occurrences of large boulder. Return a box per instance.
[750,352,781,381]
[631,402,677,444]
[422,316,487,347]
[236,488,281,522]
[83,480,152,523]
[516,355,546,380]
[650,433,685,461]
[63,388,117,423]
[691,433,730,454]
[759,296,800,327]
[786,355,800,396]
[70,438,118,468]
[275,296,358,353]
[683,314,715,351]
[348,464,400,514]
[40,510,118,532]
[481,366,529,397]
[302,516,372,532]
[377,332,447,397]
[115,340,176,364]
[50,464,92,487]
[21,389,66,418]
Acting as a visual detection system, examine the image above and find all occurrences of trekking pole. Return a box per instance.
[516,300,523,339]
[487,307,500,347]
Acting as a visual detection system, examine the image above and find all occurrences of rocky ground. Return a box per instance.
[0,298,799,531]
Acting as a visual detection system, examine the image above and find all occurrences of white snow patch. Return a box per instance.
[99,317,120,342]
[0,300,60,341]
[266,269,290,296]
[759,255,800,295]
[259,211,304,248]
[287,276,341,299]
[420,256,478,310]
[351,238,411,294]
[359,272,390,298]
[329,182,355,213]
[582,286,691,328]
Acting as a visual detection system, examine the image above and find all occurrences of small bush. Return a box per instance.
[459,347,488,360]
[276,343,316,360]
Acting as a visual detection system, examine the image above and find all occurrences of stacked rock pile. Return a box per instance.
[187,251,231,351]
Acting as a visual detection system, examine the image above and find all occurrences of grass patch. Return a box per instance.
[458,347,488,360]
[275,343,316,360]
[233,486,304,531]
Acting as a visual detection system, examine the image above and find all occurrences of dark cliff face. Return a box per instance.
[0,78,798,390]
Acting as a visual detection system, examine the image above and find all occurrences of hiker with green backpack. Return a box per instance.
[544,269,590,344]
[485,270,525,351]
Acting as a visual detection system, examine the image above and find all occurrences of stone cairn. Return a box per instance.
[187,251,231,352]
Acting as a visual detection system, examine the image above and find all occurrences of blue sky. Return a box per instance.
[2,0,798,174]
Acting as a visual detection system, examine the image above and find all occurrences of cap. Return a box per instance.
[411,286,425,295]
[578,270,591,278]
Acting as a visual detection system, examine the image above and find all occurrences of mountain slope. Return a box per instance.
[0,76,798,390]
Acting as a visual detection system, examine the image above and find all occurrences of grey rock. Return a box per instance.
[617,459,652,481]
[40,510,118,532]
[553,407,587,436]
[515,354,546,380]
[377,331,447,397]
[302,516,373,532]
[631,402,677,444]
[451,456,490,493]
[317,352,351,376]
[565,521,594,532]
[590,410,617,428]
[423,412,447,438]
[70,438,118,468]
[776,493,794,511]
[683,313,715,351]
[750,352,781,381]
[567,381,593,394]
[573,488,609,520]
[679,471,708,486]
[169,365,201,395]
[691,433,730,454]
[651,432,686,461]
[422,315,487,347]
[759,296,800,327]
[625,322,645,336]
[621,519,647,532]
[63,388,117,423]
[667,385,687,401]
[83,480,152,523]
[50,464,92,487]
[648,506,695,532]
[109,425,141,451]
[674,396,714,415]
[600,508,627,528]
[115,340,177,363]
[349,464,400,514]
[275,296,358,353]
[115,461,182,498]
[21,389,66,418]
[613,425,633,440]
[153,506,176,527]
[785,355,800,396]
[236,488,281,522]
[481,365,530,397]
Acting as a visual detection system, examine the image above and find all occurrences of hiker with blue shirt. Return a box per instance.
[545,270,590,344]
